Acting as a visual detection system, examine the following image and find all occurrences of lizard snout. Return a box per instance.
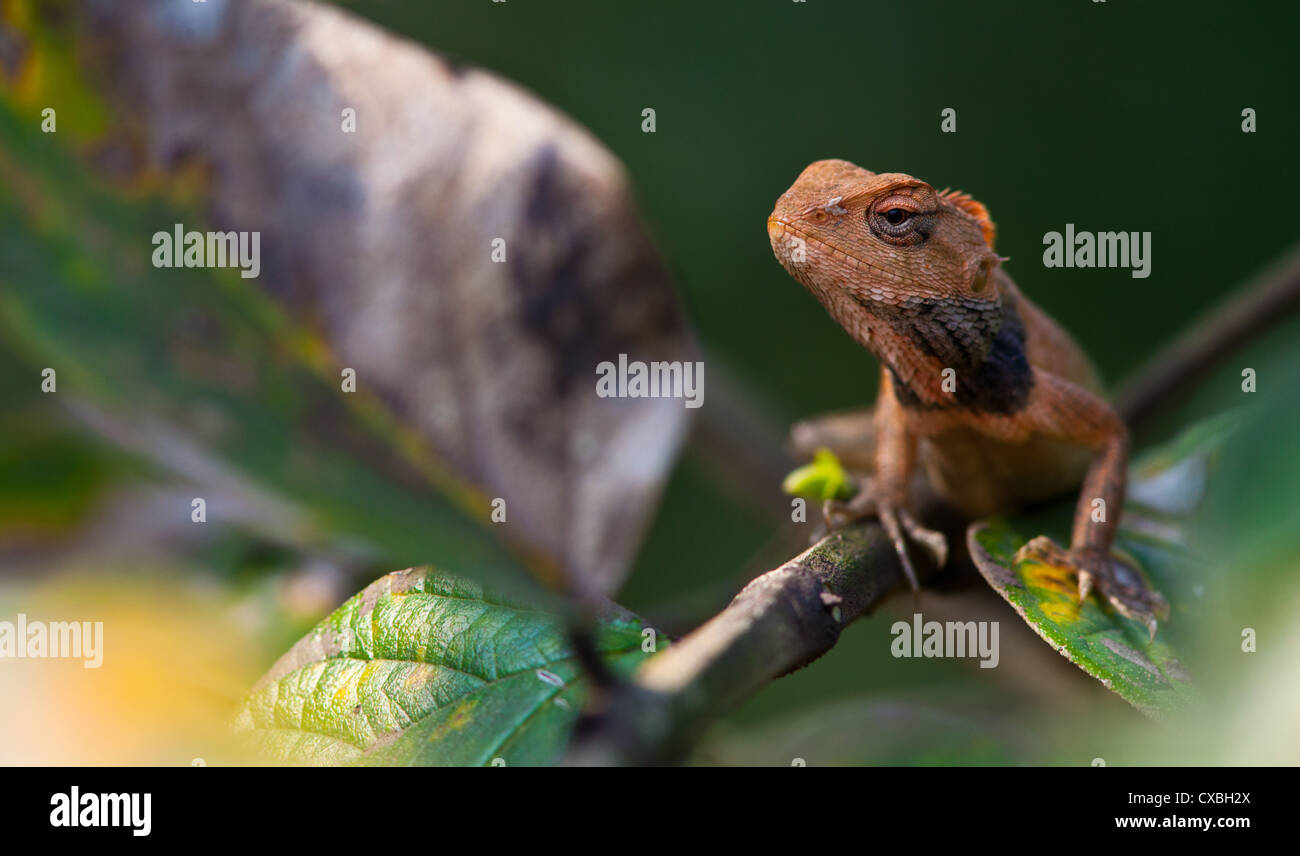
[767,215,801,274]
[766,214,787,242]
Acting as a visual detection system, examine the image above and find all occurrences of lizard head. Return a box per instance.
[767,158,1008,373]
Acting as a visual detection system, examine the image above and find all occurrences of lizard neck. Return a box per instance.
[860,287,1034,415]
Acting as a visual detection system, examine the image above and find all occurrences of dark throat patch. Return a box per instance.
[886,296,1034,414]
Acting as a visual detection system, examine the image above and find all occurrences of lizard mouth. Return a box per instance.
[767,215,887,280]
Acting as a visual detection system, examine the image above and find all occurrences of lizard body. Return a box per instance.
[768,159,1167,634]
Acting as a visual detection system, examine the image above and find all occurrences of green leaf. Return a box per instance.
[969,520,1193,718]
[964,419,1235,719]
[233,567,655,766]
[782,448,854,501]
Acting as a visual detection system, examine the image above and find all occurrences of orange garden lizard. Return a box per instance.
[767,159,1169,636]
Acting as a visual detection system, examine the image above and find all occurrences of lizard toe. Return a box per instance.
[1016,539,1169,641]
[899,508,949,569]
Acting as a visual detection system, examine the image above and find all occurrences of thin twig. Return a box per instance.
[568,495,960,765]
[1115,243,1300,431]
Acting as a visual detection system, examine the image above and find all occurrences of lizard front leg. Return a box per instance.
[1009,371,1170,637]
[820,371,948,595]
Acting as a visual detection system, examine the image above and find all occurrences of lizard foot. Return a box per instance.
[1013,536,1170,640]
[822,481,948,601]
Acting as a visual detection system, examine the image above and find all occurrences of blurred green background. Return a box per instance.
[2,0,1297,764]
[351,0,1299,573]
[359,0,1297,401]
[354,0,1300,759]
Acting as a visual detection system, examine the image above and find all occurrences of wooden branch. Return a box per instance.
[567,496,960,765]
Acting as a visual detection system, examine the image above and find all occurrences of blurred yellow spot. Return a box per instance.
[0,569,264,764]
[427,698,477,743]
[1021,559,1083,625]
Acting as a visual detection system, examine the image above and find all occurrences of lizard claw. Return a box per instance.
[821,477,947,607]
[878,506,923,606]
[879,504,949,610]
[898,508,949,569]
[1014,536,1170,641]
[821,483,877,531]
[1076,565,1094,604]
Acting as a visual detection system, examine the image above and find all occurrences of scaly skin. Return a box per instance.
[768,159,1168,636]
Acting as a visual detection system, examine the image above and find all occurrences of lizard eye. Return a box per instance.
[868,197,934,246]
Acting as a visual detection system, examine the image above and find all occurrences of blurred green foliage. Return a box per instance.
[2,0,1298,764]
[235,567,657,766]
